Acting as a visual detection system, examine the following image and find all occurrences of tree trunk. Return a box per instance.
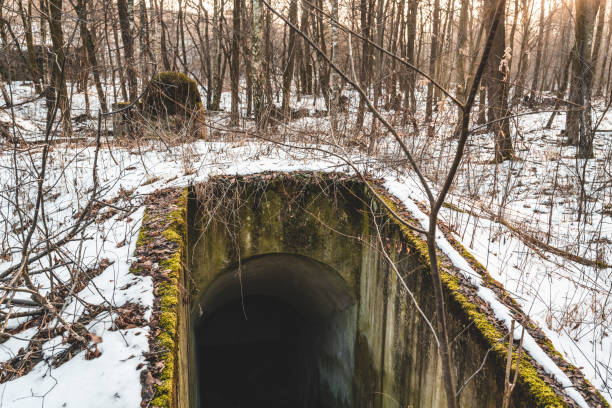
[76,0,107,112]
[47,0,72,135]
[595,6,611,95]
[530,0,545,95]
[486,0,513,161]
[329,0,340,131]
[513,0,531,101]
[117,0,138,101]
[591,0,606,95]
[298,0,312,95]
[507,0,518,77]
[373,0,386,108]
[566,0,600,158]
[210,0,222,110]
[263,8,273,105]
[538,13,552,93]
[39,0,48,84]
[453,0,469,135]
[404,0,417,112]
[545,44,573,129]
[18,0,42,93]
[282,0,298,115]
[240,2,253,116]
[178,0,187,68]
[251,0,266,126]
[455,0,469,100]
[112,5,128,100]
[139,0,153,78]
[425,0,440,137]
[159,0,171,70]
[231,0,242,124]
[355,0,371,130]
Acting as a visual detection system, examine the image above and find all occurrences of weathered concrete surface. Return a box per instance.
[180,175,513,408]
[145,173,606,408]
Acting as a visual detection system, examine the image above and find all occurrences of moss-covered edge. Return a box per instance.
[377,191,609,408]
[135,188,188,408]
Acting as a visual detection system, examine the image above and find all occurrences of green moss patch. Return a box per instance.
[143,72,204,117]
[132,188,188,408]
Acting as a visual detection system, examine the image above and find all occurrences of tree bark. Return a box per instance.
[425,0,440,137]
[47,0,72,135]
[405,0,417,112]
[139,0,153,78]
[231,0,242,124]
[117,0,138,101]
[591,0,606,95]
[595,6,611,95]
[76,0,107,112]
[282,0,298,115]
[355,0,371,130]
[453,0,469,135]
[486,0,513,161]
[159,0,171,70]
[530,0,545,95]
[251,0,267,126]
[329,0,340,131]
[210,0,222,110]
[566,0,600,158]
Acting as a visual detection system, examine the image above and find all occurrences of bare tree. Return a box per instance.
[47,0,72,135]
[485,0,513,161]
[566,0,600,158]
[530,0,545,96]
[230,0,242,125]
[424,0,440,138]
[117,0,138,100]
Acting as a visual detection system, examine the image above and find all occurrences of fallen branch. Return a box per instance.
[442,202,611,269]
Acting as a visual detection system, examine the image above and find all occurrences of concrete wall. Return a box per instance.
[182,177,531,408]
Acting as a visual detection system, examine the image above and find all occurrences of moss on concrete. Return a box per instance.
[378,194,568,407]
[134,188,188,408]
[437,212,612,407]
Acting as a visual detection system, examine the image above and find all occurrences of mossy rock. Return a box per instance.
[141,72,206,139]
[143,72,203,117]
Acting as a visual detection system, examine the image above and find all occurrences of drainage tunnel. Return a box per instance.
[176,178,530,408]
[194,254,356,408]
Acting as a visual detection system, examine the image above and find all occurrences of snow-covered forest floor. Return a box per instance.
[0,81,610,407]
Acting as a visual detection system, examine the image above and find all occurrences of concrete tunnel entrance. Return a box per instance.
[174,176,546,408]
[193,254,356,408]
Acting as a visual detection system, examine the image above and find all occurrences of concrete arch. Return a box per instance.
[196,253,355,320]
[193,253,357,407]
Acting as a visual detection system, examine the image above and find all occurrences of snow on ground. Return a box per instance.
[1,81,107,141]
[0,82,610,406]
[0,327,38,363]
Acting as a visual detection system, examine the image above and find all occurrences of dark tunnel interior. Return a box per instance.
[193,254,356,408]
[196,296,315,407]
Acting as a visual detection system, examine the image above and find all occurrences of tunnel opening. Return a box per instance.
[192,254,357,408]
[176,177,545,408]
